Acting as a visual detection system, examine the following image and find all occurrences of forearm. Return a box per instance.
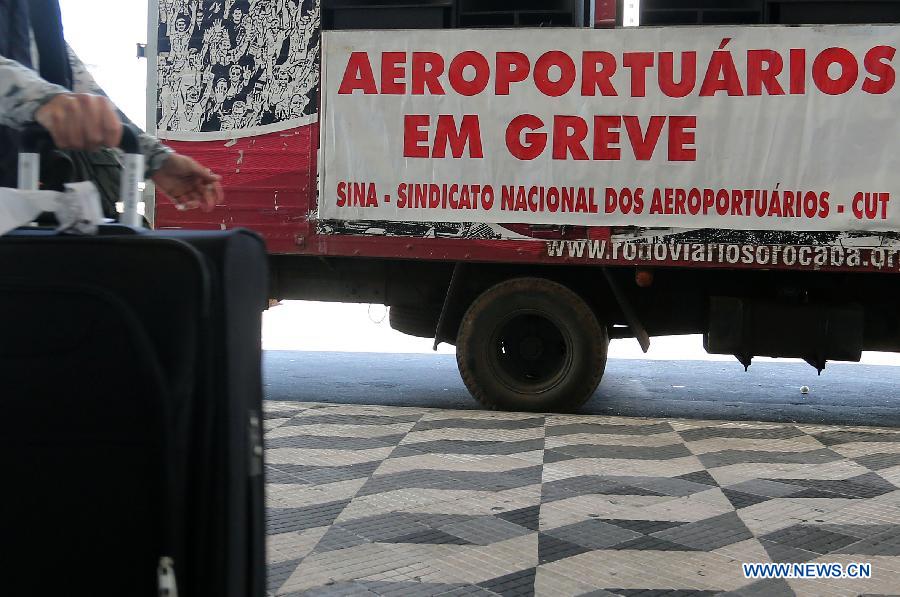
[68,45,173,174]
[0,56,69,128]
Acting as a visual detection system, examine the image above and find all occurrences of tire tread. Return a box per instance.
[455,277,607,413]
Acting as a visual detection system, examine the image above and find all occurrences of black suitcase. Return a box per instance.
[0,128,267,597]
[158,228,268,597]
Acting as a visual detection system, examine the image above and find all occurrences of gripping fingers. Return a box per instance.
[77,95,103,150]
[61,99,87,150]
[35,93,123,150]
[174,196,202,211]
[97,97,123,148]
[51,95,84,149]
[204,182,223,211]
[71,107,90,150]
[37,94,73,149]
[79,95,121,150]
[83,95,106,150]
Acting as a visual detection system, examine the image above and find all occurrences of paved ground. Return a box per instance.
[264,352,900,427]
[263,401,900,597]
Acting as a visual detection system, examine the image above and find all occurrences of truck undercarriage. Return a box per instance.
[153,0,900,412]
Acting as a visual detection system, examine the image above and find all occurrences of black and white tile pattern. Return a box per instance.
[264,402,900,596]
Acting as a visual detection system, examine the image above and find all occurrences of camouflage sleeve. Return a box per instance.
[68,45,173,175]
[0,56,69,128]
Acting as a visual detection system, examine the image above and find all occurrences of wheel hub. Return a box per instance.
[519,336,544,360]
[491,311,571,391]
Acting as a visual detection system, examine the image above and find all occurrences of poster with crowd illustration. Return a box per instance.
[155,0,320,140]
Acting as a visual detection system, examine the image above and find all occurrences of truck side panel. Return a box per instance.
[159,125,317,255]
[152,1,900,276]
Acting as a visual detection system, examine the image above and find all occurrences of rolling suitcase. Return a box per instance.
[0,126,267,597]
[156,227,268,597]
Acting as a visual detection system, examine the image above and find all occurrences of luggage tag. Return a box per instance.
[54,181,106,235]
[0,182,105,236]
[0,188,49,235]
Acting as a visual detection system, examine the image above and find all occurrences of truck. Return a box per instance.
[146,0,900,412]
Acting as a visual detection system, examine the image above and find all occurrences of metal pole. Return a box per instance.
[144,0,161,228]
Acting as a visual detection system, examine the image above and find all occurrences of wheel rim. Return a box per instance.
[487,310,574,395]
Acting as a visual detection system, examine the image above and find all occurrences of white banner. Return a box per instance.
[319,25,900,232]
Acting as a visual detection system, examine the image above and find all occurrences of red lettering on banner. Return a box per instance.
[658,51,696,98]
[338,52,377,94]
[593,116,621,160]
[336,182,378,207]
[581,52,618,96]
[597,186,846,221]
[503,115,697,162]
[606,187,644,214]
[769,190,784,217]
[853,192,890,220]
[704,189,715,213]
[432,115,484,158]
[667,116,696,161]
[783,191,796,217]
[363,183,379,207]
[506,114,547,161]
[819,191,831,218]
[534,51,577,97]
[732,190,745,215]
[403,115,430,158]
[341,44,894,98]
[812,48,858,95]
[605,188,618,213]
[790,49,806,95]
[623,115,665,160]
[381,52,406,94]
[496,52,531,95]
[649,189,663,214]
[623,52,654,97]
[675,188,687,214]
[802,191,817,218]
[863,46,896,94]
[448,51,490,96]
[747,49,785,95]
[553,116,589,160]
[700,43,744,96]
[411,52,445,95]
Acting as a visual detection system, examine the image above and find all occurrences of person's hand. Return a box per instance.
[34,93,122,151]
[152,153,224,212]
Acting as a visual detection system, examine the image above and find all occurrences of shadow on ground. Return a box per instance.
[264,351,900,427]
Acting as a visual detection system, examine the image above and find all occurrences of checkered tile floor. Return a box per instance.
[263,401,900,597]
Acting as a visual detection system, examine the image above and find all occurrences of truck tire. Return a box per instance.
[389,305,440,338]
[456,277,608,413]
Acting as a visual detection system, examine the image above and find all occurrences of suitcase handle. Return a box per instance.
[20,122,141,155]
[18,123,145,227]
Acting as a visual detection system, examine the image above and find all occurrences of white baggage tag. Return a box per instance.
[55,182,105,235]
[0,182,104,236]
[0,188,56,235]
